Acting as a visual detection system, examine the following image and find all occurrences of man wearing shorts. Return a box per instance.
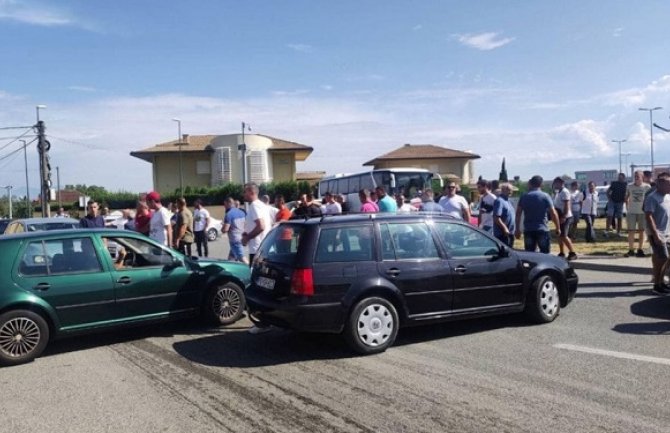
[515,175,560,254]
[643,172,670,295]
[625,170,651,257]
[552,177,577,260]
[222,197,247,263]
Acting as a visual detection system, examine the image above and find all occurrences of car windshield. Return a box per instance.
[27,222,79,231]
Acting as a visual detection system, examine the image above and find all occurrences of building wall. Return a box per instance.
[151,135,301,191]
[271,152,296,182]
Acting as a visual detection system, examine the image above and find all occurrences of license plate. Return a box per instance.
[256,276,275,290]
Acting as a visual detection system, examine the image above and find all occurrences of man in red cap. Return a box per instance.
[146,191,172,247]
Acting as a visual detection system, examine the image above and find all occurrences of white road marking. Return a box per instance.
[554,344,670,366]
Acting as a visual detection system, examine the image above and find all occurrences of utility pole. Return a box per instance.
[239,122,251,184]
[57,166,61,208]
[21,139,30,217]
[35,105,51,217]
[612,139,626,174]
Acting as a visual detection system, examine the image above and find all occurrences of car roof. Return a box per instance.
[282,212,459,226]
[0,228,142,242]
[11,217,80,224]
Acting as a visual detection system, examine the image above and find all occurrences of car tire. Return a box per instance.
[525,275,561,323]
[207,228,217,242]
[344,297,399,355]
[203,282,246,326]
[0,309,50,366]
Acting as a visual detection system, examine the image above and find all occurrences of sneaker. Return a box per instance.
[625,249,635,257]
[636,249,646,258]
[567,252,577,261]
[248,324,273,334]
[651,285,670,295]
[557,253,565,258]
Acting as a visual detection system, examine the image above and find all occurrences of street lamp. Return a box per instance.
[20,139,30,216]
[171,118,183,194]
[239,122,251,184]
[612,139,627,174]
[639,106,662,171]
[36,104,46,122]
[2,185,13,219]
[623,153,632,177]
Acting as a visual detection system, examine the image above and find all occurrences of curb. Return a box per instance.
[571,261,649,274]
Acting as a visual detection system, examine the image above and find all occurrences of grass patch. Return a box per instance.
[524,216,641,256]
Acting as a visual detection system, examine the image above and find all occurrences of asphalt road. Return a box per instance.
[2,240,669,433]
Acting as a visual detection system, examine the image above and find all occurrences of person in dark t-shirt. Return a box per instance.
[607,173,628,236]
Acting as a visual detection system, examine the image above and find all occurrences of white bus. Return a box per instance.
[317,168,442,212]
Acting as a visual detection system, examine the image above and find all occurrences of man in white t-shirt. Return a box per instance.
[193,199,211,257]
[241,182,273,265]
[552,177,577,260]
[438,182,471,221]
[323,192,342,215]
[146,191,172,247]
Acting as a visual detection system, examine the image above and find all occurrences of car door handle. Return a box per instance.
[386,268,401,277]
[33,282,50,291]
[116,276,132,285]
[455,265,467,274]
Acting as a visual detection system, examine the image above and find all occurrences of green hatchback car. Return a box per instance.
[0,229,251,366]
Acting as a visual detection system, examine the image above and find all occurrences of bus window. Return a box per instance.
[337,178,348,194]
[328,179,337,194]
[348,176,360,192]
[360,173,374,190]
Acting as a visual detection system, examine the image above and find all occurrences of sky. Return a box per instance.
[1,0,670,196]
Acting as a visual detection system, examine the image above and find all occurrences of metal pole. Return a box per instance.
[241,122,247,185]
[21,139,30,217]
[172,118,183,194]
[611,139,626,174]
[639,107,663,172]
[57,166,61,208]
[3,186,13,219]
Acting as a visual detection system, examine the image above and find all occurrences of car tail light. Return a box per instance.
[291,268,314,296]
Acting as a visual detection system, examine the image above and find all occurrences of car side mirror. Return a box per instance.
[497,244,509,258]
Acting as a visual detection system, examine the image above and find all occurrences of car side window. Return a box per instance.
[435,222,499,258]
[315,226,373,263]
[385,222,439,260]
[103,236,174,268]
[20,237,102,276]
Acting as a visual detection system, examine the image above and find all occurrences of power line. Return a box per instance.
[0,128,33,153]
[47,135,111,152]
[0,137,37,164]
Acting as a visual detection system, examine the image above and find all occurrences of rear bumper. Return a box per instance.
[246,289,344,333]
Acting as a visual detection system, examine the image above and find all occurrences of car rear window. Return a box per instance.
[256,223,305,265]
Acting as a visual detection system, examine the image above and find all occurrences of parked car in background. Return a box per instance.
[3,217,80,235]
[246,213,578,355]
[0,228,251,366]
[207,216,223,241]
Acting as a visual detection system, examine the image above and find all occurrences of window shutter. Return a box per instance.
[247,150,269,183]
[214,147,232,184]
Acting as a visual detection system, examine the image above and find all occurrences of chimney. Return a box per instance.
[182,134,189,145]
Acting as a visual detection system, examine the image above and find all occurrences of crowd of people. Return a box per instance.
[63,168,670,296]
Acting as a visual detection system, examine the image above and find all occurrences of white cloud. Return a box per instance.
[286,43,313,53]
[452,32,515,51]
[601,75,670,108]
[68,85,97,93]
[612,27,624,37]
[412,24,423,31]
[551,119,611,154]
[0,0,99,31]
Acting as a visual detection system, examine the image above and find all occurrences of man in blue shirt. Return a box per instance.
[79,200,105,228]
[222,197,247,263]
[419,189,442,213]
[375,186,398,213]
[493,183,516,247]
[514,176,560,253]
